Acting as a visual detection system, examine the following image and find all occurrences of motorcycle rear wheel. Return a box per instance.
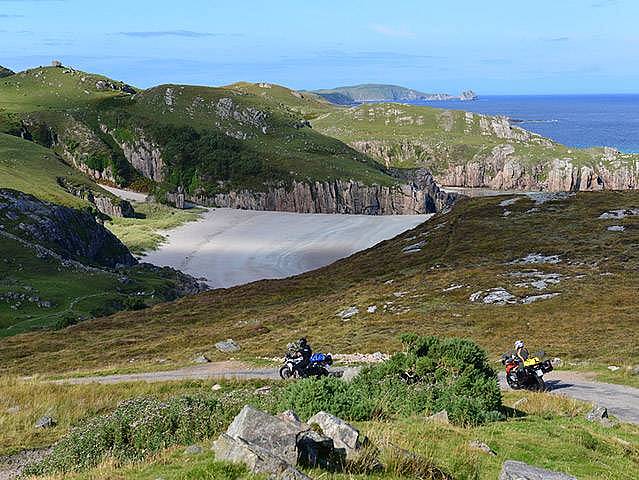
[279,366,293,380]
[533,376,546,391]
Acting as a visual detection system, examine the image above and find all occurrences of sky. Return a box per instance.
[0,0,637,95]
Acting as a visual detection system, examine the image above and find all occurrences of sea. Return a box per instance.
[405,95,639,154]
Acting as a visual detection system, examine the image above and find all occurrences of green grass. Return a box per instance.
[0,133,106,208]
[3,377,636,480]
[107,203,205,254]
[1,191,637,376]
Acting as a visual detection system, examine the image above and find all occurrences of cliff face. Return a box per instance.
[352,138,639,192]
[0,188,136,268]
[103,126,164,182]
[170,169,456,215]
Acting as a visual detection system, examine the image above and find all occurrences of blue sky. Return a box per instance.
[0,0,637,94]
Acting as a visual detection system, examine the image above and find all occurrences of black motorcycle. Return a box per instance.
[279,352,333,379]
[501,352,553,391]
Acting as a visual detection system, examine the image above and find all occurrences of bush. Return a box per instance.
[278,335,502,426]
[25,395,225,476]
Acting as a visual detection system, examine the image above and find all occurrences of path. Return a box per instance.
[499,371,639,424]
[100,185,148,203]
[53,364,639,424]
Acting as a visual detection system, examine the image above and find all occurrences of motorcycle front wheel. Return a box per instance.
[506,375,519,389]
[279,366,293,380]
[533,376,546,391]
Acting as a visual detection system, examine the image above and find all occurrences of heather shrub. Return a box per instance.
[279,335,502,426]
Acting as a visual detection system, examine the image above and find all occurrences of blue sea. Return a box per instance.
[406,95,639,153]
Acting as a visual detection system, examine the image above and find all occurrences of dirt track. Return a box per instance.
[53,363,639,425]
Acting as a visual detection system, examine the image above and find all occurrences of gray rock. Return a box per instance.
[192,354,211,364]
[585,405,615,427]
[215,339,240,353]
[425,410,450,424]
[337,306,359,320]
[34,416,56,429]
[184,444,203,455]
[307,411,362,460]
[225,405,304,465]
[254,385,272,395]
[297,429,343,469]
[213,433,311,480]
[6,405,20,414]
[499,460,577,480]
[468,440,496,456]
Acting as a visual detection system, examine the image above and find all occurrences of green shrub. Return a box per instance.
[24,395,225,476]
[278,335,502,426]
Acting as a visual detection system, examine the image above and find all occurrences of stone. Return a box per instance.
[6,405,20,414]
[213,433,311,480]
[367,305,377,313]
[470,288,517,305]
[192,354,211,364]
[225,405,305,465]
[34,416,56,429]
[308,411,362,460]
[468,440,496,456]
[184,445,203,455]
[51,60,62,67]
[297,429,343,469]
[337,306,359,320]
[607,225,625,232]
[211,383,222,391]
[254,385,272,395]
[215,339,240,353]
[585,405,614,427]
[521,293,560,304]
[425,410,450,424]
[607,365,620,371]
[499,460,577,480]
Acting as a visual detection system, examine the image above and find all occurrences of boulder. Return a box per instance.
[34,416,56,429]
[585,405,615,427]
[278,410,302,423]
[192,354,211,364]
[254,385,272,395]
[213,433,311,480]
[499,460,577,480]
[425,410,450,425]
[297,429,342,469]
[215,339,240,353]
[225,405,306,465]
[308,411,362,460]
[337,306,359,320]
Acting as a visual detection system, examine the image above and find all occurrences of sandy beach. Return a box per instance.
[141,208,432,288]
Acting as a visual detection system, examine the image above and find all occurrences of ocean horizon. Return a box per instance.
[406,94,639,154]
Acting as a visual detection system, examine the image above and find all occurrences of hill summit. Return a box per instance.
[0,65,14,78]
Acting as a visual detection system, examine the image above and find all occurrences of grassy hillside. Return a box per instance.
[0,67,400,200]
[312,102,633,174]
[1,190,637,375]
[0,133,110,208]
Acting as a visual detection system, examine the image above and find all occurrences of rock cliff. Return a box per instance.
[103,126,164,182]
[0,189,135,268]
[176,170,456,215]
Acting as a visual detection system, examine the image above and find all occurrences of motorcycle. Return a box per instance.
[501,352,553,391]
[279,352,333,379]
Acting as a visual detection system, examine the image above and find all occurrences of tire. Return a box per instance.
[279,366,293,380]
[315,367,329,378]
[534,376,546,392]
[506,375,519,390]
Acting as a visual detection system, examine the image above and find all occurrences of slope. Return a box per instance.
[312,83,452,103]
[312,102,639,191]
[1,190,637,375]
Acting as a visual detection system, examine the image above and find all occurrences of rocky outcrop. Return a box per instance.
[56,177,135,218]
[0,65,14,78]
[460,89,478,101]
[0,189,135,268]
[104,126,164,182]
[499,460,577,480]
[213,405,362,478]
[179,170,455,215]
